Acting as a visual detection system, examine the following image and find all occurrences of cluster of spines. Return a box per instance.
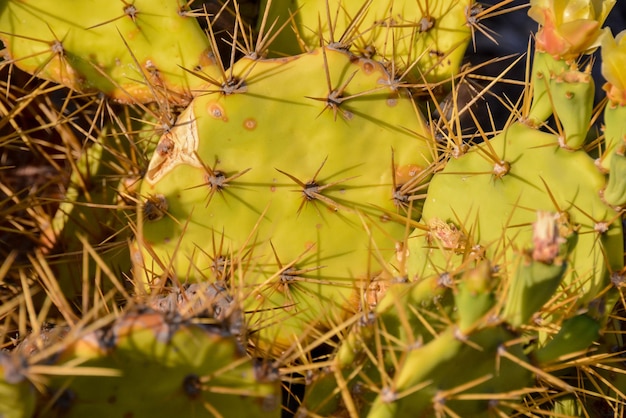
[2,0,626,417]
[1,305,281,418]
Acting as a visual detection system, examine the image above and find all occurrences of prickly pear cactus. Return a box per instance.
[402,0,624,315]
[33,309,281,418]
[258,0,474,84]
[0,0,218,104]
[299,259,540,417]
[2,0,626,416]
[409,120,623,311]
[299,206,618,417]
[406,0,624,323]
[293,0,626,415]
[136,46,435,355]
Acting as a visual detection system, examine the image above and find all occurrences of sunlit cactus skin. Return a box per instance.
[258,0,473,84]
[1,0,626,416]
[409,121,623,312]
[0,0,218,104]
[136,46,435,356]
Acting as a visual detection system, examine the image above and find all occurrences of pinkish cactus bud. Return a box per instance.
[528,0,614,59]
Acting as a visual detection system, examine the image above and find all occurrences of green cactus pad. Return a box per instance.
[39,310,281,418]
[408,122,623,315]
[136,46,434,355]
[259,0,473,84]
[527,51,574,125]
[367,325,533,418]
[548,68,595,149]
[533,313,601,364]
[0,0,218,104]
[454,260,496,332]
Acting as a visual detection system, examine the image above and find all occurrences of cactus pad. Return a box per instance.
[38,309,281,417]
[409,122,623,317]
[0,0,218,104]
[136,46,435,355]
[259,0,473,84]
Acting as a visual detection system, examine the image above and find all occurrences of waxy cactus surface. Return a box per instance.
[137,46,435,355]
[258,0,474,84]
[0,0,218,104]
[1,0,626,416]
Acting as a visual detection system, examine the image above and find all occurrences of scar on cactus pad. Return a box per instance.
[134,46,436,356]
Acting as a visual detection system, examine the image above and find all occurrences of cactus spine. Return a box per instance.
[136,46,435,355]
[1,0,626,416]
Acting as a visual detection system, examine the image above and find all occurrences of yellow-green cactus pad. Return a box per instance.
[0,0,218,104]
[136,46,435,355]
[409,122,623,315]
[259,0,473,84]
